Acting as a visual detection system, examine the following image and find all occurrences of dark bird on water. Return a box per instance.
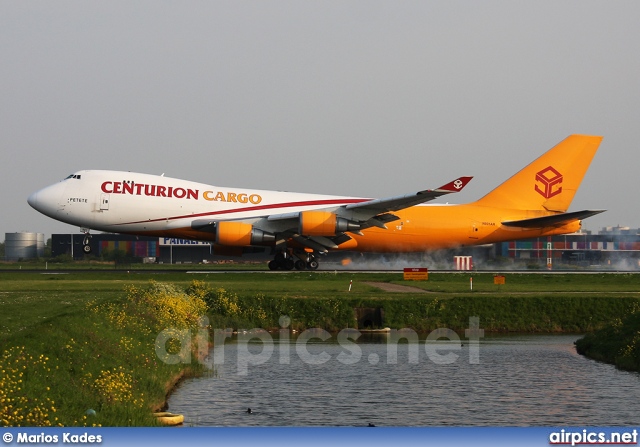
[246,408,252,414]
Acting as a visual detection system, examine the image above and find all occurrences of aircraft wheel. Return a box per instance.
[268,260,279,270]
[283,258,295,270]
[294,260,306,270]
[307,260,319,270]
[83,244,92,254]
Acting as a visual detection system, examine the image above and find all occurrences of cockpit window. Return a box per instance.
[64,174,81,180]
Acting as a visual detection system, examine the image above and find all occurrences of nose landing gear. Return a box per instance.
[81,230,92,254]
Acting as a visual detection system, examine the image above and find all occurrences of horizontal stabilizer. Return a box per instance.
[502,210,605,228]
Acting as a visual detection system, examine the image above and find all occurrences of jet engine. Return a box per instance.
[299,211,361,236]
[216,221,275,246]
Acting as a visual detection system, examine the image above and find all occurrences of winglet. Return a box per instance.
[435,176,473,193]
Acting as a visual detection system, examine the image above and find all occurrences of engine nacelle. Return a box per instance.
[299,211,361,237]
[216,221,275,246]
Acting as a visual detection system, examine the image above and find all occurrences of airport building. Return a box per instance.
[49,233,269,264]
[51,233,159,262]
[496,227,640,268]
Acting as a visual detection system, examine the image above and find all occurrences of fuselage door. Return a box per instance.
[468,220,480,240]
[100,193,110,211]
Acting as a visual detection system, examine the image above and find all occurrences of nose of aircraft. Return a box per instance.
[27,184,63,218]
[27,191,39,209]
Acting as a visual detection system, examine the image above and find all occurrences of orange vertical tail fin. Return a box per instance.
[473,135,602,212]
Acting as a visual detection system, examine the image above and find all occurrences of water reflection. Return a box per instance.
[167,334,640,426]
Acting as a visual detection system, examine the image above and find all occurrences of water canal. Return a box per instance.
[167,333,639,426]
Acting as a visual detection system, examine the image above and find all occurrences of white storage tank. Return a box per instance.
[5,232,45,260]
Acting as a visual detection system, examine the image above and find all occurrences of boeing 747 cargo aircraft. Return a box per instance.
[28,135,603,270]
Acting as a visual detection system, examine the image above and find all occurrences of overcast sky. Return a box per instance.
[2,1,639,240]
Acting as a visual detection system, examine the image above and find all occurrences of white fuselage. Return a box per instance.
[27,170,367,237]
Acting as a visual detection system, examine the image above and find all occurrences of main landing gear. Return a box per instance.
[268,250,319,271]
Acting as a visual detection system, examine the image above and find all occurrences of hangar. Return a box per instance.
[49,233,269,265]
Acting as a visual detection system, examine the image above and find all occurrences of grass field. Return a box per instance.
[3,270,640,332]
[1,274,209,426]
[1,270,639,426]
[3,269,640,334]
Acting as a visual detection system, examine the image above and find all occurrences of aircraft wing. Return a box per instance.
[261,176,472,252]
[266,176,472,227]
[343,176,473,215]
[501,210,605,228]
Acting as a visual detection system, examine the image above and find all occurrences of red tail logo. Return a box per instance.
[535,166,563,199]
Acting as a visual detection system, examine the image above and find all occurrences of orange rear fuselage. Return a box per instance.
[335,204,581,252]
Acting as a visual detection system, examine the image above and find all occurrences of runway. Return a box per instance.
[2,267,640,274]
